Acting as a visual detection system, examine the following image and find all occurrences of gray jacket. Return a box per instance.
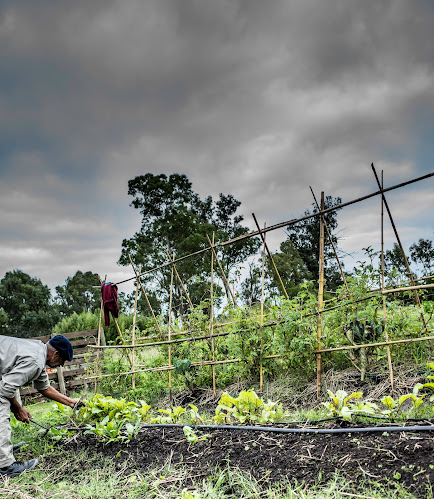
[0,335,50,399]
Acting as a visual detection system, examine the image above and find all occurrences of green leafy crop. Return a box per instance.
[213,389,285,424]
[323,390,378,421]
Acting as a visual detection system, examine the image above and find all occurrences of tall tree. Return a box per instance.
[285,196,343,290]
[55,271,101,316]
[119,173,258,316]
[0,270,60,338]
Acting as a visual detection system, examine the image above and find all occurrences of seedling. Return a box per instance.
[183,426,209,443]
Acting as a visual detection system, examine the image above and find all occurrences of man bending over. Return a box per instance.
[0,334,80,476]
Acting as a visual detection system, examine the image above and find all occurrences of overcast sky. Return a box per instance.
[1,0,433,297]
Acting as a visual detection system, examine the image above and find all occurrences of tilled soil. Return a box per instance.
[69,424,434,496]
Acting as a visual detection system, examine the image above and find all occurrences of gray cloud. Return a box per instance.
[0,0,433,293]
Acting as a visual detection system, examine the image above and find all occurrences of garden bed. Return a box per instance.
[69,424,434,496]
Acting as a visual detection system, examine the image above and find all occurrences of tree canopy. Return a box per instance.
[119,173,259,316]
[55,270,101,316]
[285,195,344,291]
[0,269,60,338]
[410,238,434,276]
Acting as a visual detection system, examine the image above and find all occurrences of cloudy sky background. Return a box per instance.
[1,0,433,296]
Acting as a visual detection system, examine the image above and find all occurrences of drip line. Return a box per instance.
[57,422,434,435]
[138,423,434,434]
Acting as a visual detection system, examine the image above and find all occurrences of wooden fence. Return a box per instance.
[20,329,99,397]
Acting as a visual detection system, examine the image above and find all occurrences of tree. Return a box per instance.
[384,243,411,283]
[266,239,312,298]
[55,271,101,316]
[0,270,60,338]
[241,262,263,307]
[285,196,343,291]
[119,173,258,317]
[410,238,434,275]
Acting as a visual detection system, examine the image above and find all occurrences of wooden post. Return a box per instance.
[381,171,394,392]
[50,332,67,395]
[206,233,238,308]
[131,266,141,390]
[252,213,290,300]
[57,365,66,395]
[316,192,325,399]
[95,279,105,393]
[168,253,175,403]
[259,223,266,393]
[210,232,217,397]
[371,164,428,330]
[95,274,107,347]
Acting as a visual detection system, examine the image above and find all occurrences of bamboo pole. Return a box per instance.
[310,187,349,293]
[316,332,434,354]
[371,164,428,330]
[88,327,434,378]
[95,275,106,393]
[87,353,286,378]
[367,274,434,293]
[92,273,434,353]
[114,172,434,287]
[131,266,141,390]
[316,192,325,399]
[252,213,290,300]
[165,249,194,309]
[113,317,134,368]
[382,283,434,294]
[323,274,434,305]
[86,323,434,379]
[127,253,164,338]
[90,324,276,350]
[381,171,394,391]
[259,223,266,393]
[210,232,217,397]
[206,233,238,307]
[168,252,175,403]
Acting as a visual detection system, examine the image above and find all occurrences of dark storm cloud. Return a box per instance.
[0,0,433,291]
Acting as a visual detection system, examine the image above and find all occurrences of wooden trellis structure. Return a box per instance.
[90,168,434,398]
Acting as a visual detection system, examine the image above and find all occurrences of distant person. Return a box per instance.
[0,334,80,476]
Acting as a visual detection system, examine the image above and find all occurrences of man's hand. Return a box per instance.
[11,405,32,423]
[72,398,85,411]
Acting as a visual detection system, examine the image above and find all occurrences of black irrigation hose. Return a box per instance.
[58,418,434,434]
[57,414,434,433]
[273,417,341,425]
[357,413,434,423]
[137,423,434,435]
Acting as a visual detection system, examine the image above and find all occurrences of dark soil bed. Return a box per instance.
[68,424,434,496]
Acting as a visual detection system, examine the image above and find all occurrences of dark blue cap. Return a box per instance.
[49,335,73,362]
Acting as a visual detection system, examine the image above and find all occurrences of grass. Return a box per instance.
[1,455,429,499]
